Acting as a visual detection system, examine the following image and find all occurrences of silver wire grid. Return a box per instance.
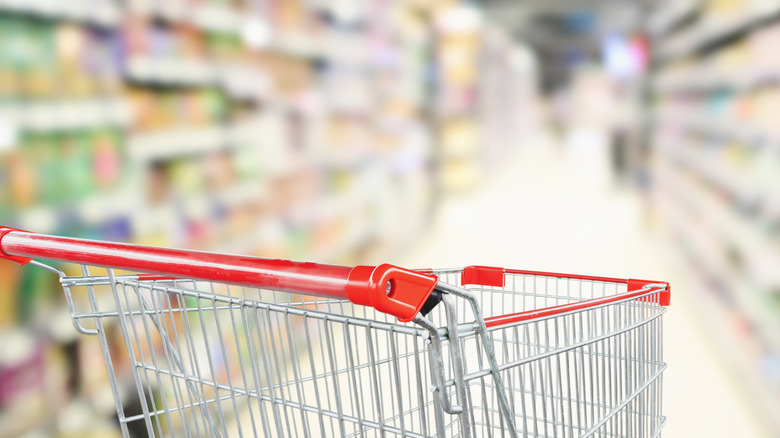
[46,262,667,438]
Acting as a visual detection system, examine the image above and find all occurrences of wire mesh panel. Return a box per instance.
[64,265,457,438]
[430,270,667,438]
[463,299,665,438]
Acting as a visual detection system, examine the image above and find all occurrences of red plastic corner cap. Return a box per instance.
[0,227,33,265]
[347,264,438,322]
[628,278,670,306]
[462,265,505,287]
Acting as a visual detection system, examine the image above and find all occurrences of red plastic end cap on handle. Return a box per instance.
[347,264,438,322]
[0,228,32,265]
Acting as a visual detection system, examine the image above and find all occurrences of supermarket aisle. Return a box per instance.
[397,131,768,437]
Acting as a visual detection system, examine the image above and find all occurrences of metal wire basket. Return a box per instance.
[0,227,670,437]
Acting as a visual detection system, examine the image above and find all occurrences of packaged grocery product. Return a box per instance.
[92,129,123,190]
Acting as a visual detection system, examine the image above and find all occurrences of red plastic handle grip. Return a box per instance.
[0,227,437,322]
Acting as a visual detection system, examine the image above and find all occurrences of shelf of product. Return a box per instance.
[656,1,780,62]
[656,198,780,430]
[125,56,218,86]
[647,0,702,37]
[128,125,231,162]
[654,108,760,144]
[0,0,121,27]
[655,20,780,93]
[684,274,780,433]
[0,1,542,436]
[0,1,456,436]
[650,1,780,433]
[125,0,244,34]
[0,99,132,132]
[9,129,126,215]
[479,25,538,166]
[431,9,539,193]
[655,142,780,290]
[432,5,482,193]
[654,169,780,432]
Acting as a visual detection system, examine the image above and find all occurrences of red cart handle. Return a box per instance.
[0,227,437,322]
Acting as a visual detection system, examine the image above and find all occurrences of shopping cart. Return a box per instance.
[0,227,670,438]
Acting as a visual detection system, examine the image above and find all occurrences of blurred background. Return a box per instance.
[0,0,778,436]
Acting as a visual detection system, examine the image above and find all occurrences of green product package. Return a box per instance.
[21,18,56,98]
[0,155,9,219]
[203,88,229,122]
[3,17,25,102]
[16,262,57,322]
[40,134,65,204]
[0,16,18,101]
[63,131,96,201]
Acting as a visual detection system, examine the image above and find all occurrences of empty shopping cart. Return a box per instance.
[0,227,670,437]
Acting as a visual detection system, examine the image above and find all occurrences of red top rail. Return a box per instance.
[0,228,670,326]
[0,227,437,322]
[456,265,670,305]
[483,283,668,328]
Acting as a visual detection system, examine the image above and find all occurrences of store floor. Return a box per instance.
[397,130,768,437]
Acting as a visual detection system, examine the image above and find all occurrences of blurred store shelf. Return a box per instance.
[127,126,231,161]
[653,68,780,93]
[0,0,121,27]
[653,110,761,145]
[656,3,780,62]
[0,99,133,132]
[125,56,218,86]
[650,0,780,432]
[647,0,701,37]
[0,1,539,435]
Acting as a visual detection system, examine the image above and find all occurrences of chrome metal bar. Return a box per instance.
[436,282,519,437]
